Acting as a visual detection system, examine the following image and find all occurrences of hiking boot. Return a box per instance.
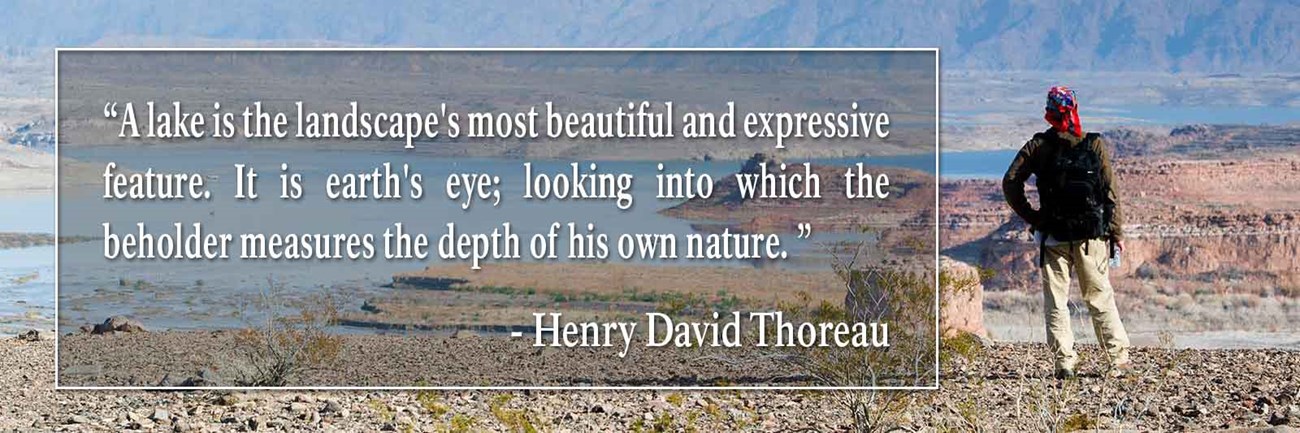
[1054,367,1076,380]
[1108,362,1136,378]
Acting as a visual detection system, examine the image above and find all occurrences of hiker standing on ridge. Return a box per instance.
[1002,86,1133,379]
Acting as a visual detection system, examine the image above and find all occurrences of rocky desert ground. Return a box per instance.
[4,334,1297,431]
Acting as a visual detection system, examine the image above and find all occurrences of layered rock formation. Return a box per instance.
[942,146,1300,295]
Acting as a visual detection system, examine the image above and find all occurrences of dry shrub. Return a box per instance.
[226,278,342,386]
[780,237,941,432]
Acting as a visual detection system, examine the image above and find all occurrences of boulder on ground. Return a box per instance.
[939,256,988,339]
[840,256,989,340]
[15,329,46,342]
[89,316,147,334]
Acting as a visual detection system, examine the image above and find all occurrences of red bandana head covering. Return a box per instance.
[1045,85,1082,137]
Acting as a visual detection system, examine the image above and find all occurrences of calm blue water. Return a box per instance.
[941,150,1017,179]
[0,246,54,333]
[0,193,54,232]
[0,194,57,334]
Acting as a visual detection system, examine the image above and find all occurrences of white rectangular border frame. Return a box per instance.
[54,47,941,391]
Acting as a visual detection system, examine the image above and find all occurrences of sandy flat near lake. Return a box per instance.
[0,144,53,191]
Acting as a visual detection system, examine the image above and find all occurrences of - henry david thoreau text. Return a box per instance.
[530,312,890,358]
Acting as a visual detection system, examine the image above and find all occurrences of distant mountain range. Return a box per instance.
[1,0,1296,73]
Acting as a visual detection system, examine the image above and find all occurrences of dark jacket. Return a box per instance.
[1002,128,1124,241]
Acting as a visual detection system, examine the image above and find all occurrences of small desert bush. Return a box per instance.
[1134,262,1164,280]
[489,394,542,433]
[779,236,945,433]
[1015,374,1083,433]
[368,399,395,422]
[653,290,747,318]
[448,413,476,433]
[418,390,449,417]
[226,278,342,386]
[941,330,987,363]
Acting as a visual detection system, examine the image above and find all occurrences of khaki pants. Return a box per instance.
[1042,237,1131,371]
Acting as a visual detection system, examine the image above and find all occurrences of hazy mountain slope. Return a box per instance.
[0,0,1296,73]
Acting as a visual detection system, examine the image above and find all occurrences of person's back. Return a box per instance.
[1002,86,1133,379]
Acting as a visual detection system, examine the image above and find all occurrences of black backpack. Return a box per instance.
[1035,132,1111,242]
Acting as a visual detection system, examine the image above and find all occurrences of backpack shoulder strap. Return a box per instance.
[1081,132,1104,166]
[1029,131,1061,176]
[1082,132,1101,148]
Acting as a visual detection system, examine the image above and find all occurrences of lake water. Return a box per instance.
[0,193,57,333]
[940,150,1017,179]
[0,246,54,333]
[0,193,54,232]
